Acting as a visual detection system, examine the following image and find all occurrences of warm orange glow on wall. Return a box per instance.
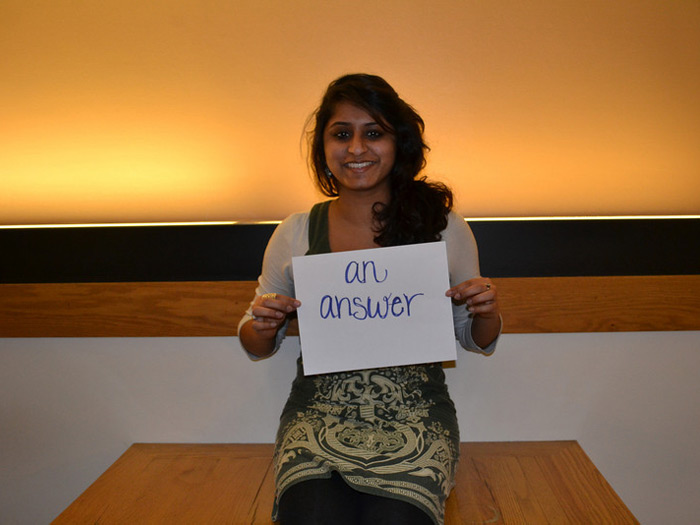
[1,113,252,224]
[1,1,699,224]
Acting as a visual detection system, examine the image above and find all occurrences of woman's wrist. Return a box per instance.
[240,320,278,358]
[471,313,501,349]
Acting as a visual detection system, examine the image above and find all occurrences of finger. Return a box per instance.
[259,294,301,313]
[251,318,282,333]
[445,284,473,301]
[445,278,476,296]
[253,302,290,318]
[447,281,494,301]
[466,288,496,305]
[251,306,289,324]
[252,306,286,321]
[467,300,500,317]
[466,281,495,301]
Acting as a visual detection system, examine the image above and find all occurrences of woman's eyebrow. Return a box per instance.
[327,120,380,128]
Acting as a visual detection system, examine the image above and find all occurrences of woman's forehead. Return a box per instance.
[329,101,374,121]
[327,101,392,130]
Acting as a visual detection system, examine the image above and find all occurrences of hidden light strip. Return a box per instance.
[0,215,698,229]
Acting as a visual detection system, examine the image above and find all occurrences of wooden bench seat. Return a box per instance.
[53,441,638,524]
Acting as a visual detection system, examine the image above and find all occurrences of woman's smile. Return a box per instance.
[345,160,375,170]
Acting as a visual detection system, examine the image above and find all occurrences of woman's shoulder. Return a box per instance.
[444,210,474,237]
[446,209,466,223]
[265,202,328,255]
[276,201,330,231]
[278,209,311,228]
[269,210,310,247]
[442,209,478,260]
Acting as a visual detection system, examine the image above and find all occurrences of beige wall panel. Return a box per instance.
[2,276,698,337]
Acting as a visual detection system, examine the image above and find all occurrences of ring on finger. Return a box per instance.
[485,283,491,291]
[262,292,277,300]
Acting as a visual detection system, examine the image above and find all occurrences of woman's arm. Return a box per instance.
[443,211,502,353]
[236,211,309,359]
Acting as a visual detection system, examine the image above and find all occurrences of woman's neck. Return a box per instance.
[328,190,389,251]
[333,187,388,224]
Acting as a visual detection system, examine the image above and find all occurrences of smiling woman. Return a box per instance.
[237,73,502,525]
[323,102,397,196]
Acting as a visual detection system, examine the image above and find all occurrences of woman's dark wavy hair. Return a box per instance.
[309,73,453,246]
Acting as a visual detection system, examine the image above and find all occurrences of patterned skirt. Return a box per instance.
[272,357,460,525]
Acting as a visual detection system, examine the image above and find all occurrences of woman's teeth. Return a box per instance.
[346,161,373,169]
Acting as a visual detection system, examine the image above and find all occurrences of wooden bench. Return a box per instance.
[53,441,638,524]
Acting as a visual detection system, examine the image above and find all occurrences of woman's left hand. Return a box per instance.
[446,278,500,319]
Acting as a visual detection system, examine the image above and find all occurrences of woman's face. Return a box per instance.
[323,101,396,198]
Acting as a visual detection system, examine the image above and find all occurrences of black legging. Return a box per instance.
[277,471,434,525]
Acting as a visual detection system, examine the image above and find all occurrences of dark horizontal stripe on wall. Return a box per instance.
[470,219,700,277]
[1,219,698,283]
[0,224,277,284]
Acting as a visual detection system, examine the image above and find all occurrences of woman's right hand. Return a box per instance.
[249,293,301,340]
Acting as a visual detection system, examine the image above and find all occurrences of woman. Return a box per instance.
[239,74,501,525]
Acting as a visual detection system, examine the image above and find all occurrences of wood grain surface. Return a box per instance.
[2,275,698,337]
[52,441,638,524]
[497,275,700,333]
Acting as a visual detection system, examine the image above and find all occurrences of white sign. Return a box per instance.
[292,242,457,375]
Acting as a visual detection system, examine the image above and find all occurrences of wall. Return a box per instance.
[2,0,699,224]
[2,332,699,524]
[2,2,698,524]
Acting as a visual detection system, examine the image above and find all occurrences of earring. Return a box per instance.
[324,167,333,179]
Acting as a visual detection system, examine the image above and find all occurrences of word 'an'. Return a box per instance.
[345,260,388,284]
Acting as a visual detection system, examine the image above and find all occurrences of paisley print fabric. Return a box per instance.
[272,358,459,524]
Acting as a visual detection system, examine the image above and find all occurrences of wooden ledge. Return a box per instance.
[2,275,699,337]
[53,441,638,524]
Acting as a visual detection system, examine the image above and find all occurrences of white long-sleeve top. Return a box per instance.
[238,209,500,359]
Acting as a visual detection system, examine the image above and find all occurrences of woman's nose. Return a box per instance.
[348,134,367,154]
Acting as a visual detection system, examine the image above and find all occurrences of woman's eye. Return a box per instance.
[334,131,350,140]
